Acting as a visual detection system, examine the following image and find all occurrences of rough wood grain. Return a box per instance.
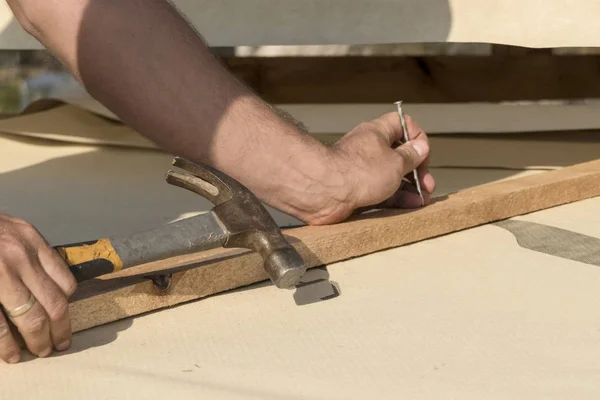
[221,55,600,103]
[69,160,600,332]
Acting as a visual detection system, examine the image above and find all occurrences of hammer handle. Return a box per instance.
[54,212,229,283]
[55,239,125,282]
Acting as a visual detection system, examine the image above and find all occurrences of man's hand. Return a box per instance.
[6,0,436,225]
[296,112,434,225]
[0,215,76,363]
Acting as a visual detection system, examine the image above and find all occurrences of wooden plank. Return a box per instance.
[69,159,600,333]
[221,55,600,103]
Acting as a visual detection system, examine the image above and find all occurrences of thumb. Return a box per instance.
[395,138,429,175]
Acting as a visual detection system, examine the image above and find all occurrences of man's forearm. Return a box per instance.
[8,0,346,221]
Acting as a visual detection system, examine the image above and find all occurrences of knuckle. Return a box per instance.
[0,237,31,263]
[373,119,393,138]
[17,220,40,238]
[22,315,47,335]
[0,235,24,251]
[362,120,388,136]
[1,218,41,241]
[397,147,418,167]
[359,120,379,130]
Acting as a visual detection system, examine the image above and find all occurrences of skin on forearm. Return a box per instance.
[7,0,347,221]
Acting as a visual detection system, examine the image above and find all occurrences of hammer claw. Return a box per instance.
[167,157,234,205]
[166,170,222,205]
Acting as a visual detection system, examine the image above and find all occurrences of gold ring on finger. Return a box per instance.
[4,294,37,318]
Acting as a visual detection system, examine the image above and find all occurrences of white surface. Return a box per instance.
[2,1,600,49]
[2,197,600,399]
[1,117,599,398]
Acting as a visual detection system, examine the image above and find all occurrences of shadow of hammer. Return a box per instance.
[53,157,307,290]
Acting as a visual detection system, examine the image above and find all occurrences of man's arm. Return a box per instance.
[0,0,434,363]
[6,0,433,224]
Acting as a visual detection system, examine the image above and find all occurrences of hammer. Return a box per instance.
[53,157,307,289]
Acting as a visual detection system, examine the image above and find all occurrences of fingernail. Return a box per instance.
[56,340,71,351]
[412,140,429,157]
[7,354,20,364]
[39,347,52,358]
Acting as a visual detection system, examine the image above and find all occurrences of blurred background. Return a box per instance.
[3,42,599,115]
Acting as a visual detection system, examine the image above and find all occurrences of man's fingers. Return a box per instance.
[394,138,429,177]
[0,217,74,361]
[396,190,432,208]
[375,112,428,145]
[401,113,434,193]
[0,311,20,364]
[37,247,77,352]
[21,222,77,298]
[394,134,435,197]
[38,247,77,298]
[403,114,427,141]
[20,259,72,352]
[381,186,432,209]
[0,273,52,358]
[420,170,436,194]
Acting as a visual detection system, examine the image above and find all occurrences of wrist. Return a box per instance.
[263,142,357,225]
[183,94,356,224]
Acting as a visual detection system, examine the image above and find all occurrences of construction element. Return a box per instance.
[55,157,307,290]
[68,159,600,333]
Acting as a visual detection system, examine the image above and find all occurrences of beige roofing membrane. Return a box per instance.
[0,99,599,398]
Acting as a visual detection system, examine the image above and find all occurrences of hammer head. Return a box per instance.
[165,157,307,289]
